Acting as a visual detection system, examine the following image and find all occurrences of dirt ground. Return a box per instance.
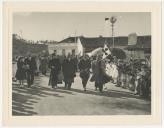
[12,73,151,115]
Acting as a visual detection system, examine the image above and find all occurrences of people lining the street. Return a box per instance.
[116,58,151,98]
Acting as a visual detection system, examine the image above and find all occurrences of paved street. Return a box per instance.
[12,73,151,115]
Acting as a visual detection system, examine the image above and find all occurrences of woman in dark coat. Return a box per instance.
[62,54,76,89]
[78,55,91,91]
[15,57,26,86]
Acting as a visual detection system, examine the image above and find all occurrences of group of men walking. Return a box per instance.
[48,50,112,92]
[48,51,92,91]
[13,47,118,93]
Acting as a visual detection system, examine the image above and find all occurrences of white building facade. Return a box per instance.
[48,37,83,56]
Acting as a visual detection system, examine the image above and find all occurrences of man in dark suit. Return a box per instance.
[62,53,76,89]
[48,53,61,89]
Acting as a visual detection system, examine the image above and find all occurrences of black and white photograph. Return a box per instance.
[11,12,152,116]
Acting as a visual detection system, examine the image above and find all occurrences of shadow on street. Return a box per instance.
[56,86,149,101]
[12,81,64,116]
[12,77,151,115]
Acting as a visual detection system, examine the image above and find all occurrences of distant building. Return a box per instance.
[48,35,151,59]
[48,36,128,56]
[80,36,128,52]
[125,35,151,59]
[48,37,81,56]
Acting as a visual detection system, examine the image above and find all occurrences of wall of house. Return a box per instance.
[48,43,78,56]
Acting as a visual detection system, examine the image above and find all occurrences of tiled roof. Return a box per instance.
[58,36,151,52]
[80,36,128,49]
[58,37,76,43]
[58,36,128,46]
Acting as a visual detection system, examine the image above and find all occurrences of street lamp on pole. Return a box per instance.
[110,16,117,48]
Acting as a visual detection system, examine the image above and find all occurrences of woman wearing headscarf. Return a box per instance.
[15,57,26,87]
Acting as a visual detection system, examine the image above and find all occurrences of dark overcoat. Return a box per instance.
[62,58,76,83]
[15,61,26,80]
[91,59,110,85]
[78,59,91,81]
[48,58,61,85]
[40,58,48,74]
[24,57,37,72]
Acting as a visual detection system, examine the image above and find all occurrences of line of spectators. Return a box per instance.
[13,55,37,87]
[116,57,151,98]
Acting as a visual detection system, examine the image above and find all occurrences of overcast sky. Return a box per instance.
[13,12,151,41]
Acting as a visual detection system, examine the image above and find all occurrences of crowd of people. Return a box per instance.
[116,57,151,98]
[12,50,151,98]
[13,55,49,87]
